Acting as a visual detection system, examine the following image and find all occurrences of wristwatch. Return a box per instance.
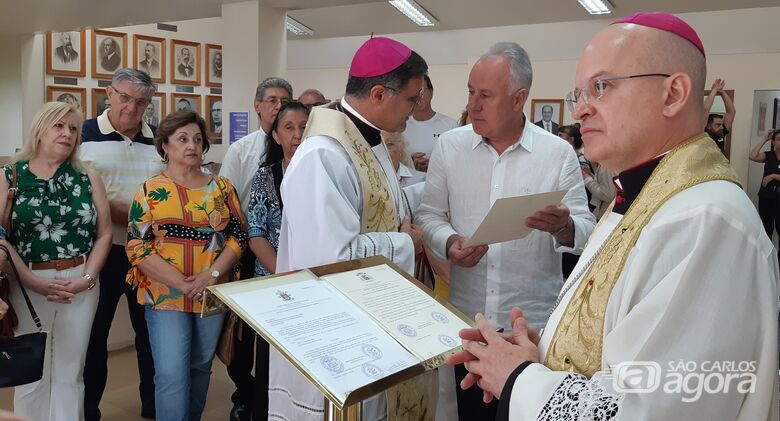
[83,273,96,290]
[210,268,221,279]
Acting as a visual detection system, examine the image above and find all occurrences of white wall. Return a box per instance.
[287,6,780,186]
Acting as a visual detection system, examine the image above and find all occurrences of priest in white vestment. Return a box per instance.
[448,12,780,421]
[270,37,430,421]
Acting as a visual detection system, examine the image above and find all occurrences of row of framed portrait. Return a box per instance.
[46,30,222,87]
[47,86,223,143]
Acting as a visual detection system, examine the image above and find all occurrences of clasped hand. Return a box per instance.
[447,307,541,403]
[181,271,218,300]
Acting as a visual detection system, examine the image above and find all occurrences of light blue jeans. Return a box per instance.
[145,307,224,421]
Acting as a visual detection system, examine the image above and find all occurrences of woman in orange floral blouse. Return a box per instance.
[126,111,246,421]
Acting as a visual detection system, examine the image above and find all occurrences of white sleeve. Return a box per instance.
[416,137,457,262]
[502,200,780,421]
[219,143,241,186]
[553,147,596,254]
[277,137,415,274]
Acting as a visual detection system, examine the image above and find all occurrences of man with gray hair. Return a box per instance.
[81,68,163,420]
[416,42,595,419]
[219,75,292,421]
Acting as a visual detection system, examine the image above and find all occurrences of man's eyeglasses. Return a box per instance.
[384,86,424,107]
[110,86,151,108]
[565,73,670,112]
[262,97,290,106]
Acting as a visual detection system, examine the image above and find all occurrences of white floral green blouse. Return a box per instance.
[3,160,97,262]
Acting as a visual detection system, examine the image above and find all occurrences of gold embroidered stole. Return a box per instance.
[305,109,433,419]
[303,107,399,234]
[544,134,740,377]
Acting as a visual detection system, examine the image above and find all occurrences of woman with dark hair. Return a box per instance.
[236,101,309,420]
[246,101,309,275]
[559,125,616,220]
[750,129,780,253]
[125,110,246,421]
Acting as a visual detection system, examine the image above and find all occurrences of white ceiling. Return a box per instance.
[1,0,777,38]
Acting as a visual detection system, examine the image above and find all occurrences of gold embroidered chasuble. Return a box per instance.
[303,107,435,420]
[544,134,740,377]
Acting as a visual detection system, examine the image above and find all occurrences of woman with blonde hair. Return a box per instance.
[0,101,112,421]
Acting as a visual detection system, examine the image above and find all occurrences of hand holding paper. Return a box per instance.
[464,190,567,247]
[447,235,488,268]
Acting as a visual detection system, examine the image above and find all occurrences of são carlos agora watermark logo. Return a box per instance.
[606,360,757,402]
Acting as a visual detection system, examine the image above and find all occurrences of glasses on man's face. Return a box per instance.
[384,86,424,107]
[110,86,151,109]
[262,96,290,107]
[565,73,670,112]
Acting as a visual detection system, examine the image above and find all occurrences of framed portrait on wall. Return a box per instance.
[205,44,222,87]
[171,93,201,115]
[134,34,166,83]
[530,99,564,134]
[91,88,110,118]
[205,95,222,143]
[92,29,127,79]
[143,92,166,127]
[47,86,87,115]
[171,39,201,86]
[46,30,86,77]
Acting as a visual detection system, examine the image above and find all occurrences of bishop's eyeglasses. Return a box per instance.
[565,73,670,112]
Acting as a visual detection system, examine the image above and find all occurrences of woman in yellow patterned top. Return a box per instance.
[126,110,246,421]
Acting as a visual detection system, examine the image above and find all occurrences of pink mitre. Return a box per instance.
[349,36,413,78]
[612,11,705,56]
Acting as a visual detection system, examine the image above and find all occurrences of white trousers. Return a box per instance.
[10,264,99,421]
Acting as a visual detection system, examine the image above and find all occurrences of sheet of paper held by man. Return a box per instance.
[228,274,418,402]
[464,190,568,247]
[323,264,471,359]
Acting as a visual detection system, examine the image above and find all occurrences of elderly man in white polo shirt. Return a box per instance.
[80,68,163,421]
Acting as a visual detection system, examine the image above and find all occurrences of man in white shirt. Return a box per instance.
[271,36,426,421]
[219,76,292,421]
[448,12,779,421]
[402,75,458,183]
[416,42,595,420]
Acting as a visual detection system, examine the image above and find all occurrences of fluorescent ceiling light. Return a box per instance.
[389,0,438,27]
[577,0,613,15]
[286,16,313,36]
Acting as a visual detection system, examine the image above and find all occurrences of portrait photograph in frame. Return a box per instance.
[171,93,201,115]
[47,86,87,115]
[46,30,86,77]
[171,39,201,86]
[205,44,222,87]
[143,92,167,128]
[205,95,222,144]
[134,34,166,83]
[92,29,127,79]
[91,88,110,118]
[530,99,564,134]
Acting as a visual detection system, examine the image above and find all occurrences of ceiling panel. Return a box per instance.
[1,0,776,38]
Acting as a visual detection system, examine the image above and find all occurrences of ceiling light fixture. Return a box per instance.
[286,16,314,36]
[577,0,613,15]
[388,0,438,27]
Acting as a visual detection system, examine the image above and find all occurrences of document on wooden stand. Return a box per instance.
[204,256,472,409]
[464,190,568,247]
